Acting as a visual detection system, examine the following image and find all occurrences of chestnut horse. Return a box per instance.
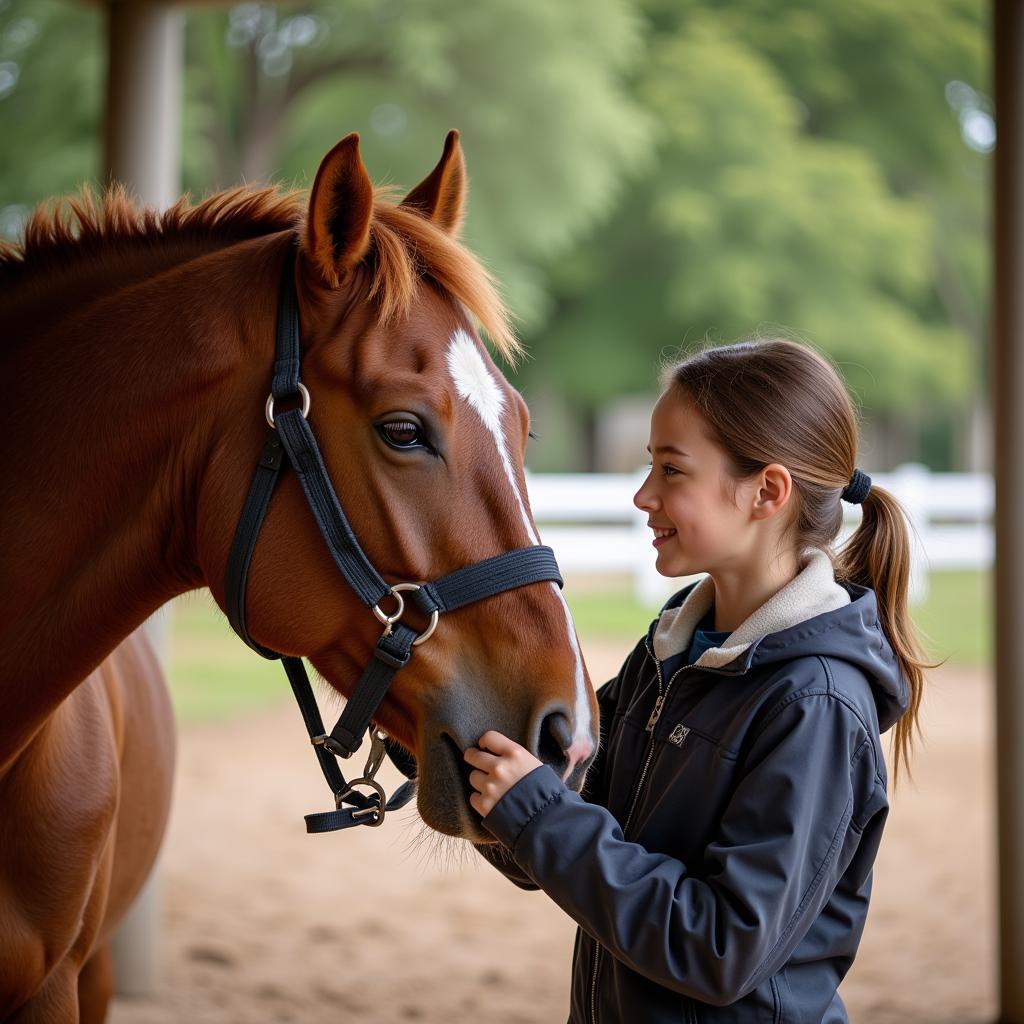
[0,130,598,1021]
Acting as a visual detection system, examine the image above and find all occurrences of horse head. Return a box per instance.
[202,132,598,841]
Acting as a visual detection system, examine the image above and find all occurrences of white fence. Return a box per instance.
[525,463,993,606]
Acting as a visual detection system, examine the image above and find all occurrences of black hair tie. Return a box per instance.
[841,467,872,504]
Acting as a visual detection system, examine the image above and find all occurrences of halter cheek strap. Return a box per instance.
[224,240,564,833]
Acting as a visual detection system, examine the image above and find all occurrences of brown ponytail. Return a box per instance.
[832,483,943,786]
[662,337,945,788]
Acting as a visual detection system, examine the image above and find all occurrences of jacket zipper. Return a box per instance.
[590,642,681,1024]
[588,638,753,1024]
[622,643,688,835]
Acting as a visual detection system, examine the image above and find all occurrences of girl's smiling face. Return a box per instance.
[634,390,763,579]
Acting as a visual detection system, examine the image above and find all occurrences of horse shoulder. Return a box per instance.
[0,670,120,1010]
[93,629,175,937]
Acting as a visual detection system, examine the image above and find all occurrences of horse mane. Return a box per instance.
[0,182,520,361]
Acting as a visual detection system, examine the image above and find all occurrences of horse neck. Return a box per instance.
[0,232,288,761]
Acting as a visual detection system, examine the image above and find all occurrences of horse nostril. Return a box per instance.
[536,710,573,772]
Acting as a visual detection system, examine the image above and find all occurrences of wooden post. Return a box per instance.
[104,0,183,207]
[103,0,183,998]
[993,2,1024,1020]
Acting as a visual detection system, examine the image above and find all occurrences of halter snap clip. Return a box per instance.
[333,730,390,825]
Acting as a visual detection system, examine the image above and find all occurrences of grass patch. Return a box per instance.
[564,589,661,641]
[909,568,990,666]
[166,593,288,725]
[166,570,990,724]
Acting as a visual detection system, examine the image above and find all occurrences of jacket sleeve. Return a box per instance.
[471,647,635,890]
[471,837,541,890]
[480,689,884,1007]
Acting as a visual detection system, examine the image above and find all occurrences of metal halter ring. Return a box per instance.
[265,382,311,429]
[334,776,386,826]
[371,582,440,646]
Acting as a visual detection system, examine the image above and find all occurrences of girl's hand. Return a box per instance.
[464,731,543,818]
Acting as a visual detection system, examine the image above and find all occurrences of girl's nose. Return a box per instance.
[634,473,657,512]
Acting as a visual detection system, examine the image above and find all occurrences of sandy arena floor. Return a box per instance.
[109,651,996,1024]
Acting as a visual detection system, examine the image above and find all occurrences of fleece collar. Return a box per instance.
[652,546,852,668]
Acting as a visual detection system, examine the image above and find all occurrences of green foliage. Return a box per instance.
[521,0,986,435]
[705,0,988,184]
[0,0,104,228]
[184,0,653,326]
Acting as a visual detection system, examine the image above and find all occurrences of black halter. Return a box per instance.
[224,240,564,834]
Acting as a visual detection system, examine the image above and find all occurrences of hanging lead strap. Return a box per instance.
[304,729,417,833]
[282,655,418,833]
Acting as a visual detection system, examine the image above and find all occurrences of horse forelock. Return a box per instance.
[355,191,520,363]
[1,181,521,365]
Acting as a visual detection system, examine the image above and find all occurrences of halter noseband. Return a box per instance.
[224,240,564,834]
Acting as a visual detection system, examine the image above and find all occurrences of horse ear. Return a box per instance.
[304,133,374,289]
[400,129,466,235]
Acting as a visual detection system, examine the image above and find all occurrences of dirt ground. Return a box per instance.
[109,650,997,1024]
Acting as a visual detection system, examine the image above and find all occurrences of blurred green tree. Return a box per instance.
[184,0,652,325]
[522,0,988,471]
[0,0,103,236]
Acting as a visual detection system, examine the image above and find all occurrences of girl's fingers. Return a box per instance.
[477,730,516,754]
[468,768,488,792]
[463,746,500,770]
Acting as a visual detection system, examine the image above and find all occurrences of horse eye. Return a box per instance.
[379,420,424,449]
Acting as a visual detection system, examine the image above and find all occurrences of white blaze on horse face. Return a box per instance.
[446,328,538,543]
[445,328,594,773]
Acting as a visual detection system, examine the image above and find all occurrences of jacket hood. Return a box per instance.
[651,546,909,733]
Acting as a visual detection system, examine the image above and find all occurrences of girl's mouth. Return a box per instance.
[652,527,677,547]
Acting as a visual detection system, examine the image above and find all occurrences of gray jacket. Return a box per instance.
[477,547,909,1023]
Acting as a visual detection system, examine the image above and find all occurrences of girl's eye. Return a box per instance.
[379,420,426,449]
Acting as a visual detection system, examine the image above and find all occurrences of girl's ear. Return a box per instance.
[400,129,466,236]
[753,464,794,519]
[304,133,374,289]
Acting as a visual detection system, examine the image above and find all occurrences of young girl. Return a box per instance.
[464,338,935,1023]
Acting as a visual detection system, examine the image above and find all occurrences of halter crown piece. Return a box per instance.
[841,468,872,504]
[224,240,565,834]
